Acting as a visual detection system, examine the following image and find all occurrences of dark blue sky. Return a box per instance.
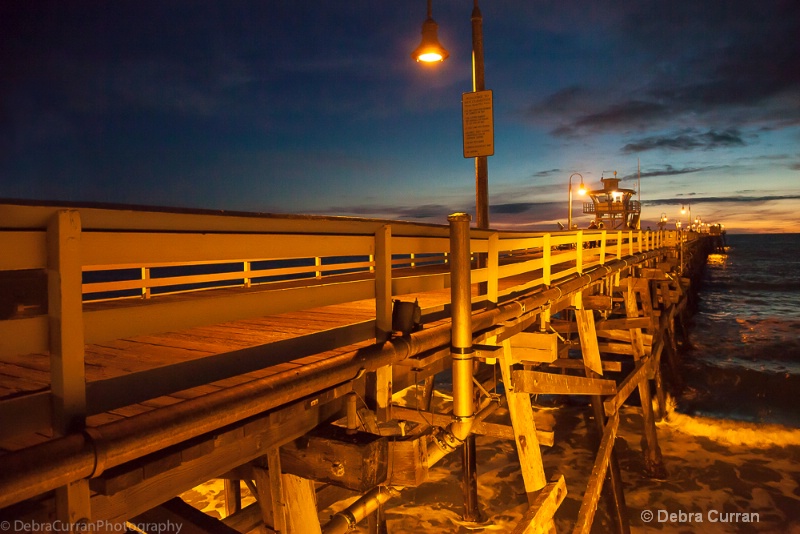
[3,1,799,232]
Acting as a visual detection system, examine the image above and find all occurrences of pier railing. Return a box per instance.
[0,202,680,440]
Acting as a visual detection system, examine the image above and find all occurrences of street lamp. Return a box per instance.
[681,204,692,229]
[659,213,668,231]
[412,2,488,523]
[411,0,449,63]
[413,0,488,231]
[568,173,587,230]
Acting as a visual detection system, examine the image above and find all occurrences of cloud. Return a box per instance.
[533,168,562,178]
[526,0,800,139]
[621,129,746,154]
[643,194,800,207]
[492,202,536,215]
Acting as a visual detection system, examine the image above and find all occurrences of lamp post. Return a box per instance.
[412,1,487,523]
[568,173,587,230]
[413,0,488,231]
[681,204,691,230]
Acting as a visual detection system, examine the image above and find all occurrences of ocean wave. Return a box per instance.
[661,396,800,447]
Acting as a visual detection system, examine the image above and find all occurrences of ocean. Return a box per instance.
[677,233,800,428]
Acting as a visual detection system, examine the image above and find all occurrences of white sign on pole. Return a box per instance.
[462,90,494,158]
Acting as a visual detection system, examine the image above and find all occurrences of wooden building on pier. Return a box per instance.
[582,173,641,230]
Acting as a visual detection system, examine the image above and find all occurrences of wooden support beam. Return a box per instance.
[595,317,651,332]
[623,282,645,359]
[366,365,392,422]
[603,359,651,416]
[252,465,276,531]
[222,501,275,534]
[545,359,622,373]
[500,340,547,504]
[573,412,621,534]
[582,295,613,310]
[575,309,603,375]
[281,474,321,534]
[622,276,666,478]
[508,331,558,363]
[91,400,343,524]
[640,268,669,280]
[511,474,567,534]
[279,425,388,492]
[224,479,242,517]
[131,497,241,534]
[512,370,617,396]
[387,434,429,487]
[265,450,287,533]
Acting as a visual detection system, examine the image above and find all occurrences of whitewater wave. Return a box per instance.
[660,395,800,448]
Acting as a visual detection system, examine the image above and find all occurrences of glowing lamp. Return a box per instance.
[411,17,449,62]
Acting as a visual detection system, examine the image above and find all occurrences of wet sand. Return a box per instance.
[183,399,800,533]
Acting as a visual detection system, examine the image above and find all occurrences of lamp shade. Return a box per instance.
[411,17,449,62]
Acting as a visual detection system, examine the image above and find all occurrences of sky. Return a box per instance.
[2,1,799,233]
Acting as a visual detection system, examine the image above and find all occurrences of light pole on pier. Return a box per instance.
[412,0,489,232]
[681,204,691,230]
[412,0,489,523]
[568,173,587,230]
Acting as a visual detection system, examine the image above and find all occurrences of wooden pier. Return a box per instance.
[0,202,710,532]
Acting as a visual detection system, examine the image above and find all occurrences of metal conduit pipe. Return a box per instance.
[322,486,400,534]
[470,250,663,334]
[0,326,446,509]
[426,213,475,468]
[0,248,662,510]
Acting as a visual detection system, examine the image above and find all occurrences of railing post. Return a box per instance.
[374,225,392,342]
[487,232,499,305]
[576,230,584,274]
[141,267,151,298]
[617,231,623,260]
[47,210,91,524]
[243,261,251,289]
[600,230,607,264]
[314,256,322,279]
[628,230,634,256]
[371,225,393,423]
[543,234,551,286]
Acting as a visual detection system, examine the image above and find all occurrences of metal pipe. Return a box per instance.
[0,247,663,510]
[426,214,475,468]
[322,486,399,534]
[0,329,443,509]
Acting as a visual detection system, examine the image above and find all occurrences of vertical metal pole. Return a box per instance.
[472,1,488,231]
[568,178,574,231]
[449,213,483,523]
[469,6,487,519]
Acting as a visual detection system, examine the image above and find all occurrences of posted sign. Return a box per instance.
[462,90,494,158]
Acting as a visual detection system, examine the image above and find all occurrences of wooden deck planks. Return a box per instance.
[0,252,609,459]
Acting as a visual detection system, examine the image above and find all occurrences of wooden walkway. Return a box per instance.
[0,260,535,452]
[0,202,699,533]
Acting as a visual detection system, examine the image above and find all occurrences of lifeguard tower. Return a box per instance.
[582,171,641,230]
